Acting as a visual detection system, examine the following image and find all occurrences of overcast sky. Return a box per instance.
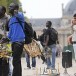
[20,0,70,18]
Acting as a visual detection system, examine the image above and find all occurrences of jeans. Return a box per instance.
[8,57,13,76]
[46,44,57,69]
[25,53,36,67]
[12,42,24,76]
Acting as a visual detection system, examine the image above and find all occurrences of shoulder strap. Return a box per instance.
[15,17,24,29]
[15,17,25,33]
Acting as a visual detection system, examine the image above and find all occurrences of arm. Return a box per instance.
[44,29,49,46]
[44,35,49,46]
[67,35,72,45]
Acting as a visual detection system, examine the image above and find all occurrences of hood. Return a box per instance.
[15,12,25,22]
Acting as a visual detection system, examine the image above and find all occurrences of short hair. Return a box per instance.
[46,21,52,28]
[47,21,52,26]
[9,3,19,10]
[73,13,76,17]
[2,6,6,12]
[0,6,6,13]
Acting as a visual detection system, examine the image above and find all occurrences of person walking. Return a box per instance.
[0,6,10,76]
[44,21,58,69]
[38,29,47,64]
[72,13,76,62]
[0,3,25,76]
[25,25,37,69]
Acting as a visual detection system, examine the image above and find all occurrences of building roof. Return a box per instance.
[29,18,61,30]
[64,0,76,16]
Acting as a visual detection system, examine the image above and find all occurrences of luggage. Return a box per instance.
[62,51,72,68]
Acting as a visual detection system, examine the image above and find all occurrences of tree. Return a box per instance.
[0,0,20,13]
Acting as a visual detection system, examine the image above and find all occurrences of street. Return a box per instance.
[21,56,76,76]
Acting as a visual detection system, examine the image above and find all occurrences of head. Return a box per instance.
[0,6,6,19]
[9,3,19,15]
[46,21,52,28]
[73,13,76,18]
[72,13,76,25]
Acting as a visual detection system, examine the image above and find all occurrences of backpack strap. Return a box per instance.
[15,16,25,33]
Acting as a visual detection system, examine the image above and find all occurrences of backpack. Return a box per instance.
[24,22,34,44]
[5,17,34,44]
[50,28,58,42]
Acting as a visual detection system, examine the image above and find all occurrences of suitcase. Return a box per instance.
[62,52,72,68]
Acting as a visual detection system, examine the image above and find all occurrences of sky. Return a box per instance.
[20,0,70,18]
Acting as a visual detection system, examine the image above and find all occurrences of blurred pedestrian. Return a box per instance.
[7,3,25,76]
[44,21,58,69]
[0,6,10,76]
[72,13,76,62]
[38,29,47,64]
[25,24,37,69]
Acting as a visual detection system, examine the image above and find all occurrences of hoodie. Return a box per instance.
[8,12,25,42]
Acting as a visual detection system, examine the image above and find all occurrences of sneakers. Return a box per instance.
[51,67,56,70]
[46,66,51,69]
[26,66,31,69]
[46,66,55,70]
[28,66,31,69]
[25,66,36,70]
[24,67,31,70]
[32,67,36,70]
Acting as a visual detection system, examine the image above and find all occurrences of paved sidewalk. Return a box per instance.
[21,56,76,76]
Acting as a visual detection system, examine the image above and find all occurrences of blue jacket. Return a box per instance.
[8,12,25,42]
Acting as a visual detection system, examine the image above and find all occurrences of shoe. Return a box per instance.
[46,66,51,69]
[24,66,31,70]
[51,67,56,70]
[46,66,55,70]
[46,67,50,69]
[27,66,31,69]
[32,67,36,70]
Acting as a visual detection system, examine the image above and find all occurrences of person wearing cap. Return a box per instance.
[0,3,25,76]
[72,13,76,62]
[0,5,10,76]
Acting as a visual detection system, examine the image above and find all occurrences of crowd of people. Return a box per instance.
[0,2,75,76]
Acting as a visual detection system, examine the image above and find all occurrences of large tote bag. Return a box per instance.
[62,44,74,68]
[63,44,74,58]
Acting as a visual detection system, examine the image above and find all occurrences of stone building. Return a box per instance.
[60,0,76,46]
